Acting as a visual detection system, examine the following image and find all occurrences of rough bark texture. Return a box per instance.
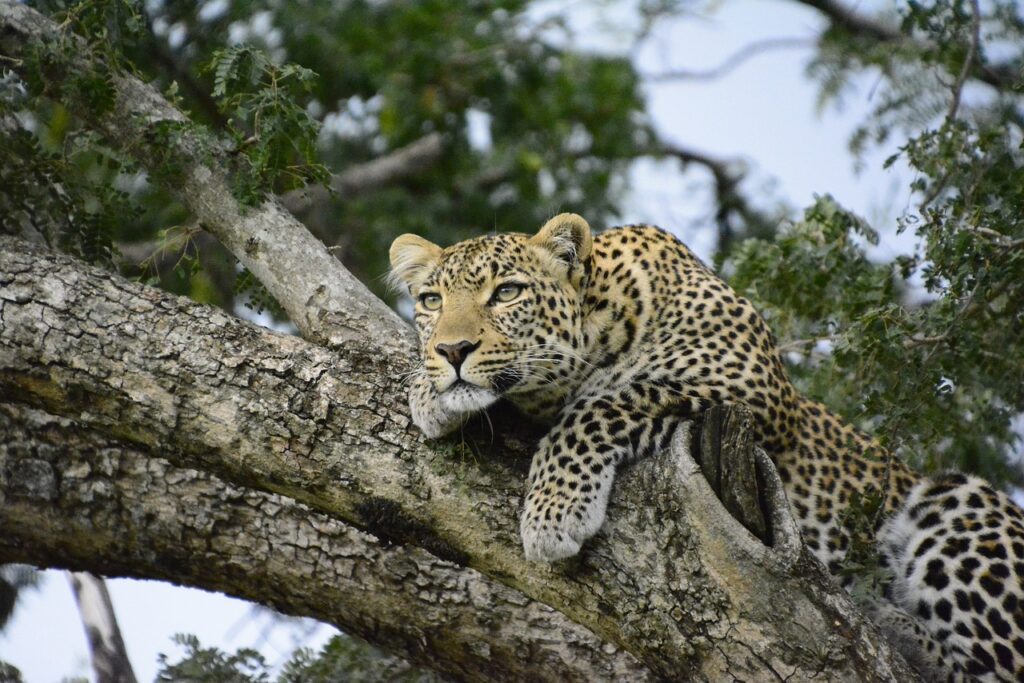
[0,239,918,681]
[1,403,642,681]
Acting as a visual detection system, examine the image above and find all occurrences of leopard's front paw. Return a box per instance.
[519,490,605,562]
[520,518,582,562]
[409,394,458,439]
[408,376,460,439]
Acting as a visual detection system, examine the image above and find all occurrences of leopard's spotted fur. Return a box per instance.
[390,214,1024,680]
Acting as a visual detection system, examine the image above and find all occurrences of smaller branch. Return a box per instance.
[964,226,1024,250]
[281,133,444,215]
[901,333,948,349]
[945,0,982,123]
[918,0,981,214]
[795,0,1019,92]
[644,38,814,82]
[777,335,839,354]
[116,223,209,273]
[797,0,900,42]
[68,572,138,683]
[658,142,778,248]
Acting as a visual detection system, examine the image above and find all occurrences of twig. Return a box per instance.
[644,38,814,82]
[777,335,839,353]
[659,142,778,248]
[946,0,982,123]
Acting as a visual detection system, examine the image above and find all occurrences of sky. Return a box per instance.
[0,1,1015,681]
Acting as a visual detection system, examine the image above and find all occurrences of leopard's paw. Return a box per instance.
[408,376,460,439]
[519,490,606,562]
[520,517,583,562]
[409,394,458,438]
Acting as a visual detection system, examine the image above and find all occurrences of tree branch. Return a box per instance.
[945,0,982,122]
[0,403,644,682]
[280,133,445,215]
[658,142,780,248]
[67,572,138,683]
[794,0,1019,92]
[644,38,814,82]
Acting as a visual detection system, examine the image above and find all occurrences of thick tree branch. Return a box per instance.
[116,134,445,270]
[0,239,918,680]
[0,3,917,678]
[0,402,643,682]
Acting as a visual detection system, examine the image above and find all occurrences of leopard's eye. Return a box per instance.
[418,292,442,311]
[492,282,525,304]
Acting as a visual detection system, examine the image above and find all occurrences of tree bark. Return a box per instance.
[0,239,918,681]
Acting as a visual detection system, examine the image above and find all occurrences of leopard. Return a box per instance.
[389,213,1024,681]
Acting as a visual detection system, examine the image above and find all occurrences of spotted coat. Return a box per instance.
[389,214,1024,681]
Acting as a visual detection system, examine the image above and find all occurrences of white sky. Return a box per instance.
[1,1,1015,681]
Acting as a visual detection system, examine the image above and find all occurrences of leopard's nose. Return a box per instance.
[435,340,481,372]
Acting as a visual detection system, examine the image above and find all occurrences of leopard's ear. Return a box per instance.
[389,234,442,292]
[529,213,593,267]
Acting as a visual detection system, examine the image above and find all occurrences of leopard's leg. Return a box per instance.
[520,383,697,561]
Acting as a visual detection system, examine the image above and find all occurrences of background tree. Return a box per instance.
[1,0,1022,679]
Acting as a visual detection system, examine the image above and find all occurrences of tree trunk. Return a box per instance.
[0,2,918,679]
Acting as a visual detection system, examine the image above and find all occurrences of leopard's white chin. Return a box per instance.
[438,381,499,415]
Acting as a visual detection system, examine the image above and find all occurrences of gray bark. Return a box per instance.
[1,402,641,682]
[0,239,918,681]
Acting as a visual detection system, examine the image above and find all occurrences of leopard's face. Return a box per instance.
[390,215,593,418]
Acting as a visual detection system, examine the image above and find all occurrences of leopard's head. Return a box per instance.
[389,213,593,419]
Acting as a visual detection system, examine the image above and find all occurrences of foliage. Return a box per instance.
[155,633,439,683]
[156,634,270,683]
[729,1,1024,483]
[4,0,653,305]
[0,76,132,266]
[279,636,441,683]
[0,660,24,682]
[207,45,329,203]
